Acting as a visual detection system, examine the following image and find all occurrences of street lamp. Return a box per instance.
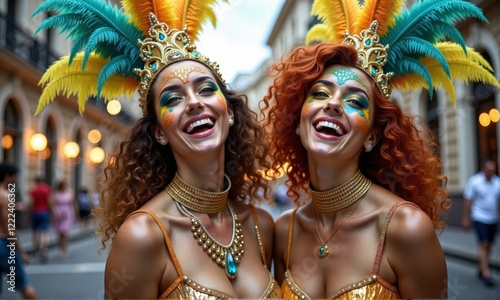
[88,129,101,144]
[30,133,48,152]
[89,146,105,164]
[106,99,121,115]
[63,141,80,159]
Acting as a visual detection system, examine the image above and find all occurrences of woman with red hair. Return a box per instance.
[262,42,450,298]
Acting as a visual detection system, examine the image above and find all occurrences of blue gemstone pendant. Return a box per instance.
[318,244,329,259]
[225,251,238,278]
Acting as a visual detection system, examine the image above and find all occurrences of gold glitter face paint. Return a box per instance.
[214,88,227,111]
[160,65,206,87]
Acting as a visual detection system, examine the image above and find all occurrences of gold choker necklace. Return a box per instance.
[310,170,371,213]
[165,173,230,213]
[174,201,244,278]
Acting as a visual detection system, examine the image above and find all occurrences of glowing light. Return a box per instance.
[63,141,80,159]
[30,133,48,152]
[1,135,13,149]
[88,129,101,144]
[89,147,105,164]
[479,112,491,127]
[107,99,121,115]
[489,108,500,123]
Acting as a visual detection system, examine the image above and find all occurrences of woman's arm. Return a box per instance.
[105,213,167,299]
[273,211,292,285]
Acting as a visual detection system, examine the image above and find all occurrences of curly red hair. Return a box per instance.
[261,43,450,230]
[94,75,270,251]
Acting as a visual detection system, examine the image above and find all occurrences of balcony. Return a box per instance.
[0,11,58,73]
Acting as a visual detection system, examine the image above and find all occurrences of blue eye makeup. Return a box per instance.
[160,92,181,107]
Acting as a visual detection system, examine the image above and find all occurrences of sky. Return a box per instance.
[197,0,286,83]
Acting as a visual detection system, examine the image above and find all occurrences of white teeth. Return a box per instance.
[186,118,214,133]
[315,121,344,135]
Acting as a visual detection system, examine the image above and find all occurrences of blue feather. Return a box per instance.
[32,0,144,99]
[96,55,134,100]
[389,37,450,78]
[382,0,486,47]
[381,0,486,81]
[392,57,434,98]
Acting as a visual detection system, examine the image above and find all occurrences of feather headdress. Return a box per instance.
[32,0,228,115]
[306,0,500,103]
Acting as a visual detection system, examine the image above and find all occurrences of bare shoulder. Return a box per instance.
[252,205,275,232]
[274,208,296,238]
[111,212,167,255]
[386,203,437,246]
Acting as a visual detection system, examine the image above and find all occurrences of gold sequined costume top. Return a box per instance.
[128,205,281,299]
[281,202,417,299]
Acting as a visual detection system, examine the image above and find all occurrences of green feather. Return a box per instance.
[97,55,133,100]
[389,36,450,78]
[394,57,434,98]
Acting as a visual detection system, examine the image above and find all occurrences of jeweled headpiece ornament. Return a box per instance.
[343,20,393,98]
[32,0,227,116]
[306,0,500,102]
[134,13,224,115]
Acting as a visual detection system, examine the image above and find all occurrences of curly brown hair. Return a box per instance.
[93,69,270,251]
[261,43,450,230]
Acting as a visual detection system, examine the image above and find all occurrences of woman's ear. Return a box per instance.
[152,125,168,145]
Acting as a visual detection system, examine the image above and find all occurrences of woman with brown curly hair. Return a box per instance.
[263,42,450,300]
[32,1,281,299]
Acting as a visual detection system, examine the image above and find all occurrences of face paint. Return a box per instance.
[301,98,314,117]
[327,68,370,91]
[159,106,175,128]
[212,83,227,110]
[343,95,371,131]
[159,65,206,87]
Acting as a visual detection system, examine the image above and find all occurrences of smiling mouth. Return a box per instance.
[315,121,345,137]
[185,118,215,134]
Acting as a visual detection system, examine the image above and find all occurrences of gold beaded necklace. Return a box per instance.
[310,170,371,258]
[165,173,244,278]
[310,170,371,213]
[165,172,230,213]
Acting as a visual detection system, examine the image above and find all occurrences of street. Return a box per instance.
[0,234,498,299]
[1,235,107,299]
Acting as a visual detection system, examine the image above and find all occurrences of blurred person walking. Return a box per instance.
[463,159,500,287]
[27,176,52,263]
[76,187,91,232]
[0,162,38,299]
[52,181,76,259]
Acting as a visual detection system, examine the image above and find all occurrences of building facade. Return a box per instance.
[234,0,500,212]
[0,0,139,213]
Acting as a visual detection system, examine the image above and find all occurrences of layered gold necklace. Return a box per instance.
[310,170,371,258]
[165,173,244,278]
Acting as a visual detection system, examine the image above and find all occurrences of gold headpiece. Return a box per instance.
[343,21,393,99]
[134,13,225,115]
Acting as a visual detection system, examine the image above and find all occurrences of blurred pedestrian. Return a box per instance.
[27,176,52,263]
[76,187,91,232]
[463,159,500,287]
[52,181,76,259]
[0,162,38,299]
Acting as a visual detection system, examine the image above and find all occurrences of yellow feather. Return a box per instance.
[37,53,138,114]
[355,0,405,35]
[121,0,178,34]
[392,43,500,105]
[172,0,228,42]
[305,24,331,45]
[310,0,360,43]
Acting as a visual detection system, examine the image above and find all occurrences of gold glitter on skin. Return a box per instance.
[160,66,206,87]
[215,89,227,111]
